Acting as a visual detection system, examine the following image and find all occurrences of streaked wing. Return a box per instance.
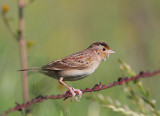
[42,51,92,70]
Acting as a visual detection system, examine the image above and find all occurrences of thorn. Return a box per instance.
[35,95,45,102]
[15,102,24,115]
[139,71,144,75]
[118,77,123,82]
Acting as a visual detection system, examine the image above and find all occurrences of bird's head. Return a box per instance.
[89,41,115,61]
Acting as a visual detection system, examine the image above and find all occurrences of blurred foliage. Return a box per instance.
[87,61,160,116]
[0,0,160,116]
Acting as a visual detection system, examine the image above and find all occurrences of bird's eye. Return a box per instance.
[103,48,106,51]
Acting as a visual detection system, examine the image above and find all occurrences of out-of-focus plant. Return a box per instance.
[1,5,18,39]
[1,1,35,115]
[87,60,160,116]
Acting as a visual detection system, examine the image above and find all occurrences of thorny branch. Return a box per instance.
[0,70,160,116]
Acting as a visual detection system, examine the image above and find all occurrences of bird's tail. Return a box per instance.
[19,67,41,71]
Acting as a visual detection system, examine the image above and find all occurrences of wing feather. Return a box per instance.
[42,51,92,71]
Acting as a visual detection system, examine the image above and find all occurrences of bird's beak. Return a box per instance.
[106,49,115,59]
[108,49,115,54]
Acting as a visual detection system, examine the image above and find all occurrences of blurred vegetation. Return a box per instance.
[0,0,160,116]
[87,60,160,116]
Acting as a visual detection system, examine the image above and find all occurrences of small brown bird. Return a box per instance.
[20,42,115,101]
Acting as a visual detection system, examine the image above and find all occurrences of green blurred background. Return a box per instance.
[0,0,160,116]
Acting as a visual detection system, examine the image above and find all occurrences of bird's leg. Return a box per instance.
[59,77,82,101]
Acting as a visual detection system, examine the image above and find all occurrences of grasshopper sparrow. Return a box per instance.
[20,42,115,101]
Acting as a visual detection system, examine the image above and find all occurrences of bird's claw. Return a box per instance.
[69,87,82,101]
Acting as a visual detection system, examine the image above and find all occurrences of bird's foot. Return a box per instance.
[68,87,82,101]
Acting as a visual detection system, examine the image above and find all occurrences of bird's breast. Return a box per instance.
[60,62,100,81]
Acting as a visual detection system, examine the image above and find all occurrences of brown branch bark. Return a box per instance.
[0,70,160,116]
[18,0,29,104]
